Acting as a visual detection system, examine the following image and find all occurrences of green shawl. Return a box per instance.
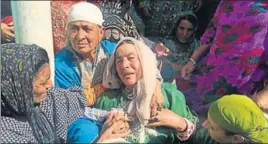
[95,83,198,143]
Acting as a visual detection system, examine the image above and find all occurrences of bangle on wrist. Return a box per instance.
[179,118,188,133]
[174,118,188,133]
[188,58,196,65]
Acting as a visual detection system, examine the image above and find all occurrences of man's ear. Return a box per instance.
[231,135,244,144]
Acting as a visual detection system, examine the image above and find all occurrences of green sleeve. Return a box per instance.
[162,83,199,124]
[94,90,120,111]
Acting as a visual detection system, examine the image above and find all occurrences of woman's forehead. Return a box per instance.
[116,43,137,56]
[208,114,223,131]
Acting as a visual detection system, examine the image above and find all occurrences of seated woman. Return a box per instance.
[203,94,268,143]
[0,43,129,143]
[1,44,58,143]
[68,37,198,143]
[155,11,199,83]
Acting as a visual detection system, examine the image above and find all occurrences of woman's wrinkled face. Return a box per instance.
[33,64,53,103]
[202,115,233,143]
[67,21,104,56]
[115,43,142,88]
[176,19,194,43]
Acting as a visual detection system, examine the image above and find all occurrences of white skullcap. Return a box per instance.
[67,2,104,26]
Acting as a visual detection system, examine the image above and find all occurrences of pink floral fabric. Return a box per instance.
[176,119,195,141]
[176,0,268,114]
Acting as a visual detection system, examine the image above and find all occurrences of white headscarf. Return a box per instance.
[67,2,104,26]
[103,37,157,125]
[65,2,104,46]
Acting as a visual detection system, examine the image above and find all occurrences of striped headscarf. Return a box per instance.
[1,43,58,143]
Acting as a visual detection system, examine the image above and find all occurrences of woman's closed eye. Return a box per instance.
[128,56,136,61]
[41,76,50,85]
[116,58,122,64]
[82,26,93,32]
[84,28,93,33]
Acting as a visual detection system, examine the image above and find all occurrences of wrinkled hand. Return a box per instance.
[150,80,165,117]
[154,43,170,57]
[194,0,202,11]
[142,6,151,17]
[181,62,195,80]
[1,23,15,42]
[98,111,130,142]
[147,109,187,131]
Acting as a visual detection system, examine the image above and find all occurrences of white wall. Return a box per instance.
[11,1,55,83]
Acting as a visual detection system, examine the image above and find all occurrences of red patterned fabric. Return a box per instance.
[51,1,85,52]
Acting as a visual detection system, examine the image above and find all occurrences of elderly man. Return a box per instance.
[55,2,116,89]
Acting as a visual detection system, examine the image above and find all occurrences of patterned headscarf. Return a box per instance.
[95,0,140,42]
[1,43,58,143]
[173,11,198,44]
[103,37,157,125]
[208,95,268,143]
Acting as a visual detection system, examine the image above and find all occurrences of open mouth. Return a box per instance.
[124,72,134,76]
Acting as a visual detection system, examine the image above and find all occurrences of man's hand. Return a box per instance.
[1,22,15,42]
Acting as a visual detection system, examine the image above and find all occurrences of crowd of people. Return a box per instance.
[1,0,268,143]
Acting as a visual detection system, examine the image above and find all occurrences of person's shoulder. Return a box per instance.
[48,87,84,97]
[95,89,120,110]
[99,89,119,99]
[55,47,73,61]
[161,82,186,100]
[161,82,177,91]
[55,47,75,69]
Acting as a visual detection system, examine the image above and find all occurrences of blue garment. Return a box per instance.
[67,116,101,143]
[55,40,116,89]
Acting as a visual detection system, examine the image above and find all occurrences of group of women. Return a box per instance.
[1,0,268,143]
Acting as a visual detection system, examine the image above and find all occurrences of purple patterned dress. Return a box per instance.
[176,0,268,114]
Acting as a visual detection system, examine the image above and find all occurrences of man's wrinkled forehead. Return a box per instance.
[67,21,101,30]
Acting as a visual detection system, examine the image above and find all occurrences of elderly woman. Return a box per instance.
[0,43,129,143]
[1,44,58,143]
[55,2,116,89]
[203,95,268,143]
[68,37,199,143]
[98,37,199,143]
[55,2,164,109]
